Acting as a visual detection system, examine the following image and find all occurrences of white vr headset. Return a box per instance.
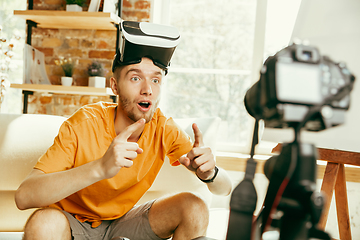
[112,21,181,75]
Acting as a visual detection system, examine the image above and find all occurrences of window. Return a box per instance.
[154,0,257,152]
[153,0,301,153]
[0,0,26,113]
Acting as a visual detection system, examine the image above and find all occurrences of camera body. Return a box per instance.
[244,43,355,131]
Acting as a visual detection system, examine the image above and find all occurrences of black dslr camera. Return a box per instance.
[244,43,354,131]
[226,43,355,240]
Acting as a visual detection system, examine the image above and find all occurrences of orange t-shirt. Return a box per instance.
[34,102,193,227]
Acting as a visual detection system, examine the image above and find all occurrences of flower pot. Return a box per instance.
[88,76,106,88]
[61,76,73,86]
[66,4,83,12]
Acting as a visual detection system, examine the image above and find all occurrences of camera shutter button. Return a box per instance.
[321,106,333,119]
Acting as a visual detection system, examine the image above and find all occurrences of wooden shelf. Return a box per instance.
[11,83,115,96]
[13,10,120,30]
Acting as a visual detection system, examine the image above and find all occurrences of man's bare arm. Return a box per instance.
[15,119,145,210]
[15,162,102,210]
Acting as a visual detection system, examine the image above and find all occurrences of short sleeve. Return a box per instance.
[164,118,193,166]
[34,121,77,173]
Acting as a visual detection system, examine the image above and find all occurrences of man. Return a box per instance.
[15,21,232,240]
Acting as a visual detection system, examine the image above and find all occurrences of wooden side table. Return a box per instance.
[316,147,360,240]
[272,144,360,240]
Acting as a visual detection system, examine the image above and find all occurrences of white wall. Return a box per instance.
[262,0,360,152]
[261,1,360,238]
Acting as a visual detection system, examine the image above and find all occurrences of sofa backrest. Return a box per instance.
[0,113,66,231]
[0,114,67,191]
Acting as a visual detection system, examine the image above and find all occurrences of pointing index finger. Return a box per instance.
[192,123,204,147]
[117,118,146,141]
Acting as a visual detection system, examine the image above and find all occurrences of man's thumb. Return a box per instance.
[192,123,204,147]
[179,155,190,167]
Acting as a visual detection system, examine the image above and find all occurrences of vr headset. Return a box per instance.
[112,21,181,75]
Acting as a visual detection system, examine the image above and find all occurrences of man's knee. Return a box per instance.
[149,192,210,238]
[176,192,209,223]
[23,208,71,240]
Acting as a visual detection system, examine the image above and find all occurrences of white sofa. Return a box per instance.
[0,114,66,233]
[0,113,228,239]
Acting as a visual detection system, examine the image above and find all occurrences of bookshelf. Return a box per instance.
[12,10,121,113]
[13,10,120,30]
[10,84,116,113]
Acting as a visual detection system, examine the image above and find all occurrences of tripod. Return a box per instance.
[226,121,332,240]
[258,126,331,239]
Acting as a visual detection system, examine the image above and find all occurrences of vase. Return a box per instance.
[61,76,73,86]
[88,76,106,88]
[66,4,83,12]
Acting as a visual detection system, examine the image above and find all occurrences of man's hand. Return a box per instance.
[99,118,145,179]
[15,119,147,210]
[179,123,216,181]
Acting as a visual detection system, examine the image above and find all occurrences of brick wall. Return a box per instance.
[27,0,151,116]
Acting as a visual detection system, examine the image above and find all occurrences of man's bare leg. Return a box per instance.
[23,208,71,240]
[148,192,209,240]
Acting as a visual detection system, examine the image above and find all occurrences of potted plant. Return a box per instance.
[55,57,76,86]
[87,61,106,88]
[65,0,85,12]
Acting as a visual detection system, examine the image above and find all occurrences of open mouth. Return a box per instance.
[137,101,151,111]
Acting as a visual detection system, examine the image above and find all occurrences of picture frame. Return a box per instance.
[24,44,51,85]
[88,0,101,12]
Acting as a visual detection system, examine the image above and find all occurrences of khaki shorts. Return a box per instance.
[62,200,166,240]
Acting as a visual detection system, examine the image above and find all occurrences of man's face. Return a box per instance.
[114,57,164,123]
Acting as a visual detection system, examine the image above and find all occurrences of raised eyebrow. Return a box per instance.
[153,70,163,77]
[125,68,162,77]
[150,69,164,80]
[125,68,142,76]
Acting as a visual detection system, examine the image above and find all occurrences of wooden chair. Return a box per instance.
[316,148,360,240]
[272,144,360,240]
